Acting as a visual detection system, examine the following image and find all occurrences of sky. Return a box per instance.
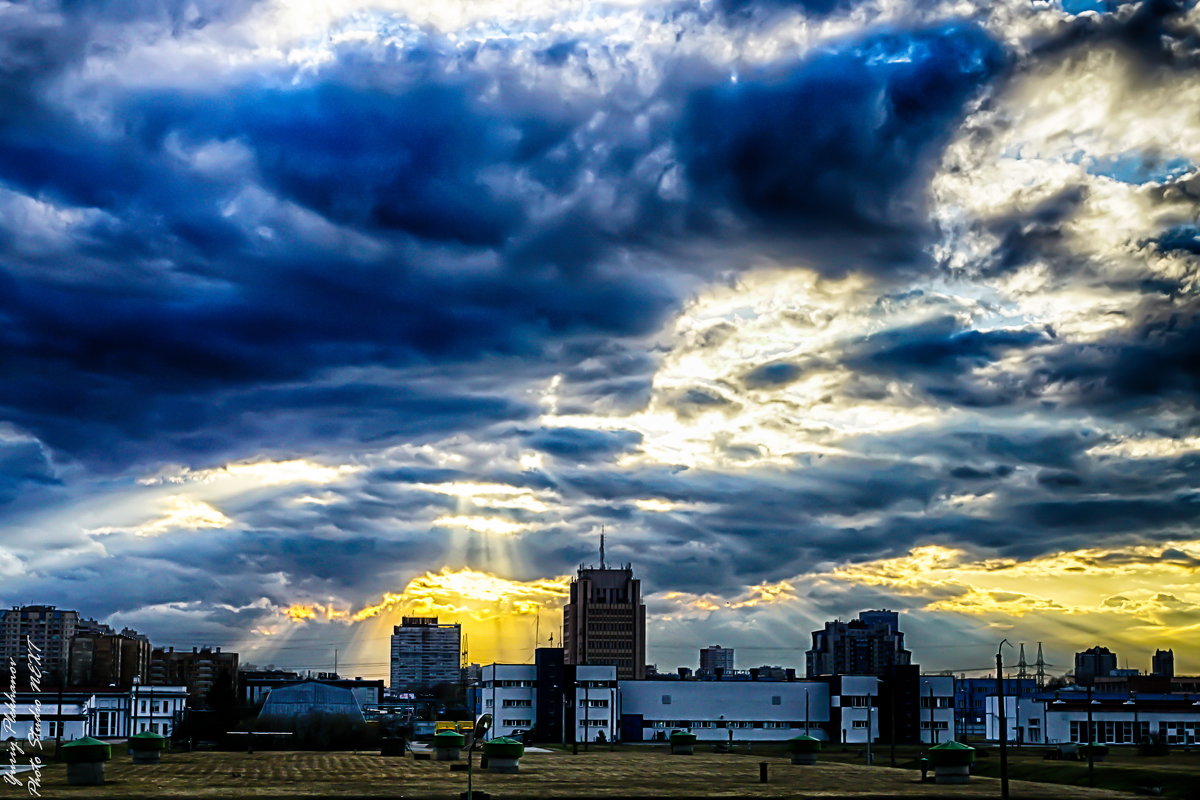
[1,0,1199,681]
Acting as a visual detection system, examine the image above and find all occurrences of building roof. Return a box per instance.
[259,681,364,719]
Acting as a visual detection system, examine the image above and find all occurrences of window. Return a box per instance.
[843,696,870,708]
[586,699,608,708]
[485,700,493,708]
[503,699,532,708]
[763,722,789,729]
[920,721,949,730]
[852,721,869,728]
[585,719,607,727]
[920,697,953,709]
[662,695,671,705]
[502,719,531,727]
[771,696,782,706]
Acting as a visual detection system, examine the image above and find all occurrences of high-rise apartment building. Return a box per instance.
[148,646,239,701]
[389,617,462,690]
[805,609,912,678]
[562,558,646,680]
[699,645,734,677]
[1074,646,1117,686]
[0,605,81,686]
[69,624,151,688]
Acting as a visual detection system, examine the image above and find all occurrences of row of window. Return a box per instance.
[647,720,798,729]
[662,695,783,705]
[1067,720,1200,744]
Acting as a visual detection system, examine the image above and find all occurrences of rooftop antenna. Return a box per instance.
[1035,642,1047,689]
[600,525,606,569]
[1017,643,1028,680]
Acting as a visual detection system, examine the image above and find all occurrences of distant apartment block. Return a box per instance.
[390,617,461,690]
[69,623,151,688]
[149,646,239,701]
[699,645,734,677]
[1074,646,1118,686]
[1,605,81,686]
[805,609,912,678]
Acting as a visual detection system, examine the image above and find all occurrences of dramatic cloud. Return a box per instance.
[1,0,1199,676]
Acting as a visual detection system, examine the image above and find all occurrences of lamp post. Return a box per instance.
[865,689,874,766]
[1123,692,1138,745]
[997,639,1013,800]
[466,713,491,800]
[1086,686,1098,787]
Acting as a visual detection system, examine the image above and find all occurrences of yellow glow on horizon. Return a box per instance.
[830,542,1200,632]
[279,567,572,666]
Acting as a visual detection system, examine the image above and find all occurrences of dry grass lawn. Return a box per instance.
[21,748,1148,800]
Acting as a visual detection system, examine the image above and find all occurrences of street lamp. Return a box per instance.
[997,639,1013,800]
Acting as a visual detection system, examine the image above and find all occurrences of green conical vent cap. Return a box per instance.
[63,737,108,748]
[488,737,522,745]
[131,731,166,739]
[60,737,112,763]
[433,731,465,745]
[930,740,973,750]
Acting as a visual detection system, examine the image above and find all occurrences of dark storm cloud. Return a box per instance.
[526,427,644,461]
[847,315,1051,374]
[677,22,1006,274]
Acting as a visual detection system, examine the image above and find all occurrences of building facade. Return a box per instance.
[69,625,151,688]
[10,685,189,741]
[149,646,239,702]
[699,645,735,678]
[954,677,1038,738]
[805,609,911,678]
[563,564,646,681]
[621,679,830,743]
[1074,646,1118,686]
[389,617,462,690]
[475,661,618,743]
[1,605,81,686]
[1153,649,1175,678]
[988,690,1200,745]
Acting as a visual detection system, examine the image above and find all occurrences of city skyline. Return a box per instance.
[1,0,1199,681]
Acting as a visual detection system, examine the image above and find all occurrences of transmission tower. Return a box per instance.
[1017,643,1028,680]
[1035,642,1047,689]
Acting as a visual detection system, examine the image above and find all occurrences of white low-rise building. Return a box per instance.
[7,686,189,741]
[918,675,955,744]
[620,679,830,742]
[987,690,1200,745]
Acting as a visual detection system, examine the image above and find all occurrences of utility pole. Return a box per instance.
[997,640,1012,800]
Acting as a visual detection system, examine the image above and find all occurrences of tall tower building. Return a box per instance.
[699,645,735,677]
[805,609,911,678]
[562,541,646,680]
[390,617,462,690]
[1152,648,1175,678]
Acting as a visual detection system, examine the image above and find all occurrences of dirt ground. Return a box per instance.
[17,748,1148,800]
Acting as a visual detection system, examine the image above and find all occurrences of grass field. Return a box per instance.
[10,746,1162,800]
